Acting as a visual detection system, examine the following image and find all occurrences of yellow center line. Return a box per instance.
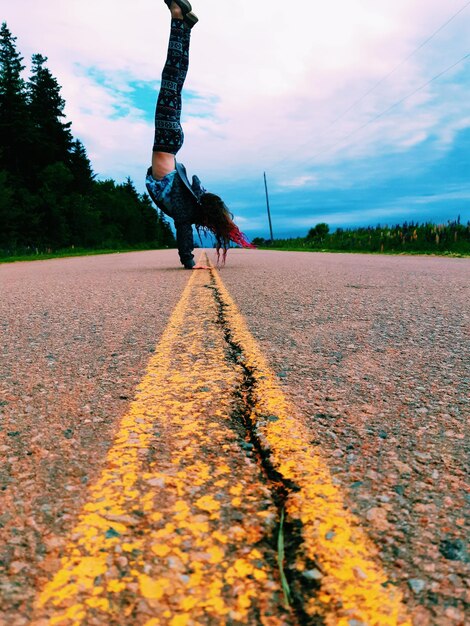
[32,255,411,625]
[33,263,287,625]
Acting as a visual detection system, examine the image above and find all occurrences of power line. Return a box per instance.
[326,0,470,128]
[307,52,470,163]
[269,1,470,172]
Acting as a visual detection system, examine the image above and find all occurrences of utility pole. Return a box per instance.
[263,171,274,242]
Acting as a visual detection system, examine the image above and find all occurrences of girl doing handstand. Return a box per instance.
[146,0,254,269]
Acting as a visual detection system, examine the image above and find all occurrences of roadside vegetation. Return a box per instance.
[252,219,470,256]
[0,23,175,261]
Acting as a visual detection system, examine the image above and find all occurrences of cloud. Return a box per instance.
[401,187,470,204]
[3,0,470,233]
[277,175,319,189]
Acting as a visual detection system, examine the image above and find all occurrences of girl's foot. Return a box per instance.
[167,1,182,19]
[164,0,198,28]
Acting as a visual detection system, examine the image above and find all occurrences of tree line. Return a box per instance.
[0,22,175,256]
[253,219,470,255]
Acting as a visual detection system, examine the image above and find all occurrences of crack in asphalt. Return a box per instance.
[208,270,325,626]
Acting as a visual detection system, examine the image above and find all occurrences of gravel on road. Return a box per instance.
[221,250,469,626]
[0,251,190,623]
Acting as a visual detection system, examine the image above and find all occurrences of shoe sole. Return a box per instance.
[184,10,198,26]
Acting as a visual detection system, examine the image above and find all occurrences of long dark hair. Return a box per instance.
[194,192,255,263]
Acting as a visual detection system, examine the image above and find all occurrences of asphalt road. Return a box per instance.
[0,249,468,625]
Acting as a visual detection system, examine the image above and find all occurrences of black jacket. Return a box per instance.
[175,161,206,203]
[146,162,206,225]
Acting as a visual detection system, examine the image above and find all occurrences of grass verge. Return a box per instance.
[0,246,171,264]
[257,246,469,258]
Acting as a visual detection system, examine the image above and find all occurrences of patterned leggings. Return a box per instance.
[153,18,191,154]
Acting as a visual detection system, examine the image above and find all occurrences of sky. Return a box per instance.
[3,0,470,237]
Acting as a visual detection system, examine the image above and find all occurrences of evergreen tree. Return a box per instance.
[122,177,141,205]
[0,22,31,177]
[27,53,73,176]
[35,162,73,248]
[69,139,94,194]
[0,170,15,247]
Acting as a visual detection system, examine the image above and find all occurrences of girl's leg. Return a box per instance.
[152,18,191,156]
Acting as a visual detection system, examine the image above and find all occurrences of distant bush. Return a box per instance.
[306,222,329,243]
